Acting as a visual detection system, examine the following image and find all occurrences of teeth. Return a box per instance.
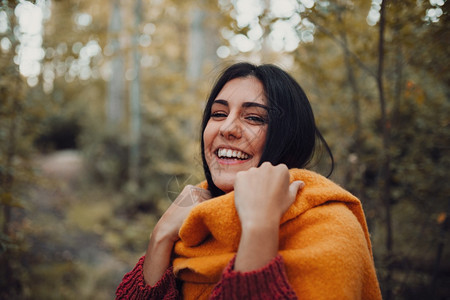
[217,148,249,159]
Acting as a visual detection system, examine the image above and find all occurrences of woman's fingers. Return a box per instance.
[173,185,211,207]
[155,185,211,242]
[289,180,305,198]
[143,185,211,286]
[190,186,212,203]
[234,163,301,227]
[280,180,305,213]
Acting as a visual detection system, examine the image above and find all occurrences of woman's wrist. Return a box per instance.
[143,230,176,286]
[240,214,281,232]
[151,221,179,244]
[240,221,280,245]
[148,231,175,253]
[234,220,279,272]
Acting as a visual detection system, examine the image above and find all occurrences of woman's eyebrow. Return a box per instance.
[242,102,269,111]
[212,99,228,106]
[212,99,268,111]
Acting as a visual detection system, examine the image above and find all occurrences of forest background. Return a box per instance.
[0,0,448,299]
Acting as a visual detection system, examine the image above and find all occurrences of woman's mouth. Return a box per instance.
[215,148,251,160]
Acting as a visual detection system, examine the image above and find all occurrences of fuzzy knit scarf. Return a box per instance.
[172,169,382,300]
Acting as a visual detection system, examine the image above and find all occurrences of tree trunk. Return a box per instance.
[377,1,393,299]
[0,3,22,295]
[128,0,142,187]
[430,200,450,298]
[392,21,404,128]
[106,0,125,128]
[186,5,206,83]
[336,10,366,206]
[261,0,272,60]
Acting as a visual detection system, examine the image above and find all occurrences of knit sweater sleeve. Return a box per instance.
[209,254,297,300]
[115,256,180,300]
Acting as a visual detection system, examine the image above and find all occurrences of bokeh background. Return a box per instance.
[0,0,449,299]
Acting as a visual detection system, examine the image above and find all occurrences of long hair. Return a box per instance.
[200,62,333,197]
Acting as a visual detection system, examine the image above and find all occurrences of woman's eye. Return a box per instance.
[211,112,227,119]
[246,115,267,124]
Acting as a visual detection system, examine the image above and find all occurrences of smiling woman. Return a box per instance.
[200,63,325,198]
[203,76,268,193]
[116,62,382,300]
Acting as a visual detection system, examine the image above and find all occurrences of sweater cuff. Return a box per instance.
[115,255,179,299]
[210,254,297,299]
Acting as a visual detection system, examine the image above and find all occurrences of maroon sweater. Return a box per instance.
[116,254,297,299]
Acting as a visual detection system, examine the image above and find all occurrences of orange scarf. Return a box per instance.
[173,169,382,299]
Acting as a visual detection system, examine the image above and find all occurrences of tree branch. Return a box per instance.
[312,21,377,79]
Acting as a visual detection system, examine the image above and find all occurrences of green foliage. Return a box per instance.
[1,0,448,299]
[79,107,202,213]
[390,86,449,211]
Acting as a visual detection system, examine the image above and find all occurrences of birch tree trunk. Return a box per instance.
[128,0,142,187]
[106,0,125,128]
[186,5,206,83]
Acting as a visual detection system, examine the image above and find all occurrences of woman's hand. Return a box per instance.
[154,185,211,242]
[233,162,304,272]
[143,185,211,286]
[234,162,304,228]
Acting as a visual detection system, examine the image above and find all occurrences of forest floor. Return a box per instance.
[13,150,143,299]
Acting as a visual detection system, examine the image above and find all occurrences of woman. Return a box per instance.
[116,62,382,299]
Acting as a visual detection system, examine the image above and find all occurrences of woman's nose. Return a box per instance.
[219,115,242,139]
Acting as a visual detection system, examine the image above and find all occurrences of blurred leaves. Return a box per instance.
[0,0,449,299]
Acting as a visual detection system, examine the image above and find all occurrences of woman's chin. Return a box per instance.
[211,175,235,194]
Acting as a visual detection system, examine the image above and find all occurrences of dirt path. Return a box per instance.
[13,150,128,299]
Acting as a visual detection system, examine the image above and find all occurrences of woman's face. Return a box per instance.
[203,76,269,193]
